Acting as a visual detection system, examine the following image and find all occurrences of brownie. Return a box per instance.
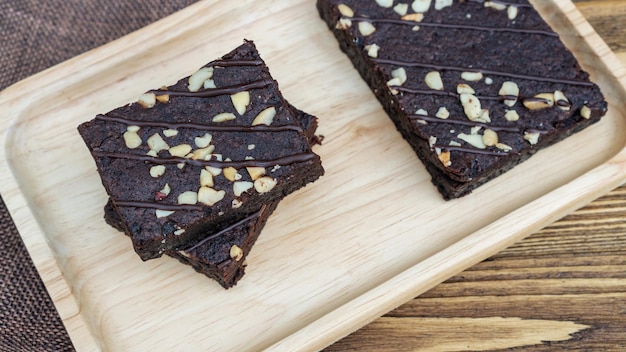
[317,0,607,199]
[78,40,324,260]
[104,198,279,288]
[103,107,321,288]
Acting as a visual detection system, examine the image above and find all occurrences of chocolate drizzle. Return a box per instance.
[206,59,264,67]
[409,114,522,133]
[466,0,533,7]
[373,58,595,87]
[92,150,317,168]
[151,78,273,98]
[113,200,203,211]
[351,17,558,37]
[96,113,303,133]
[434,144,510,156]
[181,209,263,253]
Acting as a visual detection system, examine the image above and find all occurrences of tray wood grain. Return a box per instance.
[0,0,625,351]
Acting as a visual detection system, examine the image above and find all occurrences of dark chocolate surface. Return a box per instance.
[317,0,607,199]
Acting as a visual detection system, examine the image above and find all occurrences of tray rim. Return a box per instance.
[1,0,625,351]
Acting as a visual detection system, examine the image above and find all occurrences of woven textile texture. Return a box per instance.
[0,1,198,350]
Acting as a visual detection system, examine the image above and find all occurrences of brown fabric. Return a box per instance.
[0,1,198,350]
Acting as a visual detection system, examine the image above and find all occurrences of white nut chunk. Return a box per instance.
[524,131,541,145]
[233,181,254,197]
[504,109,520,122]
[376,0,393,8]
[507,5,519,20]
[460,94,482,121]
[391,67,408,85]
[434,0,453,10]
[168,144,192,158]
[188,67,214,92]
[198,187,225,206]
[581,105,592,119]
[230,245,244,261]
[254,176,277,193]
[123,130,142,149]
[425,71,444,90]
[554,90,571,111]
[482,129,498,147]
[194,133,213,148]
[223,166,241,182]
[393,3,409,16]
[457,133,486,149]
[200,169,214,187]
[412,0,432,13]
[457,83,475,95]
[252,107,276,126]
[137,92,156,108]
[177,191,198,205]
[230,91,251,116]
[337,3,354,17]
[155,209,175,218]
[523,93,554,110]
[213,112,237,123]
[461,71,483,82]
[150,165,166,178]
[499,81,519,107]
[365,44,380,58]
[147,133,169,153]
[358,21,376,36]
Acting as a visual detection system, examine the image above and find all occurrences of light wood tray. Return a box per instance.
[1,0,625,350]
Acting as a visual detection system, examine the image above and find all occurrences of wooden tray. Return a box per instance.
[1,0,625,350]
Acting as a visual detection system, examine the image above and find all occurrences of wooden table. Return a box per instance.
[328,1,626,350]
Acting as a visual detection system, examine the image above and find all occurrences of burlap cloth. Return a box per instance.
[0,1,198,350]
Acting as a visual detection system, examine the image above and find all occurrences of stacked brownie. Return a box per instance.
[317,0,607,199]
[78,41,324,288]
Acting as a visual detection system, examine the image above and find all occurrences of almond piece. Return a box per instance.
[213,112,237,123]
[233,181,254,197]
[461,71,483,82]
[155,94,170,104]
[137,93,156,108]
[412,0,432,13]
[482,129,498,147]
[163,129,178,137]
[223,167,241,182]
[376,0,393,8]
[402,13,424,22]
[393,3,409,16]
[435,107,450,119]
[523,93,554,110]
[499,81,519,107]
[150,165,166,178]
[197,187,225,206]
[365,44,380,58]
[358,21,376,36]
[147,133,169,153]
[338,4,354,17]
[457,83,475,95]
[507,5,519,20]
[581,105,592,119]
[177,191,198,205]
[194,133,213,148]
[460,94,482,121]
[230,245,243,261]
[191,146,215,160]
[434,0,453,10]
[425,71,444,90]
[231,91,251,116]
[188,67,214,92]
[524,131,540,145]
[168,144,192,158]
[391,67,408,85]
[123,131,142,149]
[458,133,486,149]
[254,176,277,193]
[155,209,175,218]
[252,107,276,126]
[200,169,214,187]
[438,150,451,167]
[504,109,520,122]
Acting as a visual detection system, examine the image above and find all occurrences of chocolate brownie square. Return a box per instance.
[317,0,607,199]
[79,40,324,260]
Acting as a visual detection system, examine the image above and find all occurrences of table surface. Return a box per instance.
[328,2,626,350]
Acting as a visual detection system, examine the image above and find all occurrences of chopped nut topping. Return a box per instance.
[429,136,437,148]
[200,169,214,187]
[233,181,254,197]
[336,18,352,29]
[457,83,475,95]
[460,94,482,121]
[416,108,428,116]
[188,67,214,92]
[174,229,186,236]
[147,133,169,153]
[230,91,251,116]
[365,44,380,58]
[434,0,453,10]
[461,71,483,82]
[393,3,409,16]
[482,129,498,147]
[484,77,494,85]
[127,125,140,133]
[412,0,432,13]
[213,112,237,123]
[163,129,178,137]
[137,93,156,109]
[203,79,217,89]
[387,77,403,87]
[507,5,519,20]
[230,245,244,261]
[402,13,424,22]
[524,131,540,145]
[178,191,198,205]
[581,105,592,119]
[438,150,451,167]
[246,165,266,180]
[496,143,513,152]
[523,93,554,110]
[168,144,192,158]
[123,130,142,149]
[458,133,486,149]
[391,67,408,85]
[232,199,243,209]
[155,94,170,104]
[155,209,175,218]
[223,166,241,182]
[194,133,213,148]
[206,165,222,176]
[425,71,444,90]
[247,144,256,150]
[484,1,507,10]
[499,81,519,107]
[197,187,225,206]
[338,3,354,17]
[435,107,450,119]
[254,176,277,193]
[358,21,376,36]
[504,109,520,122]
[150,165,166,178]
[376,0,393,8]
[252,107,276,126]
[191,146,215,160]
